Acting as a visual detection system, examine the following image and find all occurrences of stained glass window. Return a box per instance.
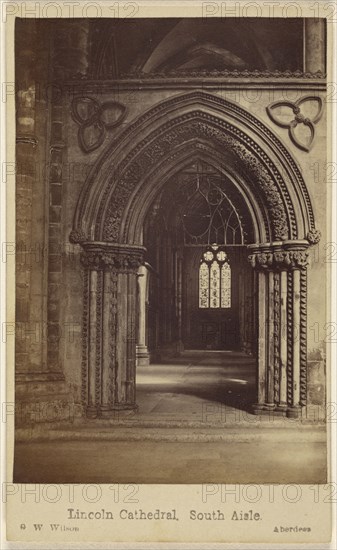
[210,261,220,308]
[221,262,231,308]
[199,245,231,309]
[199,262,209,308]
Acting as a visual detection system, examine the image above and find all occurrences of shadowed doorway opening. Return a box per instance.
[136,160,257,413]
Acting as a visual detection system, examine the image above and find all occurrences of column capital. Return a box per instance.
[248,242,309,271]
[80,242,145,272]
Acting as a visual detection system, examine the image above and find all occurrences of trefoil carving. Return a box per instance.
[267,96,323,152]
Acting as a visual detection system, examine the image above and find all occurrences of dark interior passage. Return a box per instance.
[139,160,257,365]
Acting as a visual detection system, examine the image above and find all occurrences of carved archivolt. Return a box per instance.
[71,91,316,246]
[100,115,291,243]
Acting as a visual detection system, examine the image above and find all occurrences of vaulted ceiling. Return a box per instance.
[89,18,304,78]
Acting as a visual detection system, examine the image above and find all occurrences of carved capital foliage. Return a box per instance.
[248,246,309,271]
[80,246,144,272]
[101,251,143,272]
[80,251,102,270]
[290,250,310,269]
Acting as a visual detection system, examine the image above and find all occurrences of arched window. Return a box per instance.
[199,245,231,309]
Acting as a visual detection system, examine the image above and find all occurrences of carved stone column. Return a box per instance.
[136,265,150,366]
[80,250,101,418]
[101,265,118,417]
[176,253,184,351]
[266,269,275,410]
[159,232,174,350]
[248,242,309,418]
[285,247,309,418]
[255,268,267,412]
[278,269,288,411]
[80,244,144,417]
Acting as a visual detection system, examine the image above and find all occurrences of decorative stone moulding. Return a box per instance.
[79,243,145,271]
[70,69,326,80]
[100,116,292,243]
[306,228,322,245]
[69,228,87,244]
[247,234,322,273]
[71,97,127,153]
[16,135,38,147]
[115,69,327,80]
[248,246,310,271]
[267,96,324,152]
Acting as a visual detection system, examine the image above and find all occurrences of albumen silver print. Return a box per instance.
[2,1,335,546]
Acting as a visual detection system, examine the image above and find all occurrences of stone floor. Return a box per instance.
[136,350,256,421]
[14,351,327,484]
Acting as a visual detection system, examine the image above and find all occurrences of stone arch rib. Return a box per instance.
[99,114,291,243]
[126,143,268,246]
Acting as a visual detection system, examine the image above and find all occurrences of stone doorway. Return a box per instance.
[70,91,319,419]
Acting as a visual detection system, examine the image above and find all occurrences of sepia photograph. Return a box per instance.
[3,1,337,545]
[10,13,331,488]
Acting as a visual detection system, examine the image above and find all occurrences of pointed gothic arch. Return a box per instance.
[70,90,316,246]
[69,91,321,419]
